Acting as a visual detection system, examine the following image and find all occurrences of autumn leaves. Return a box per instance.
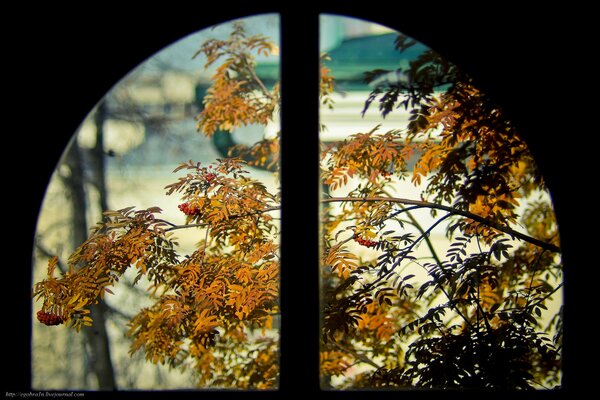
[32,20,563,389]
[195,21,279,137]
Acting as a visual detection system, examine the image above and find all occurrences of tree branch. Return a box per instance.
[163,206,281,232]
[322,196,560,253]
[104,302,135,321]
[330,340,382,370]
[245,63,274,101]
[35,241,68,274]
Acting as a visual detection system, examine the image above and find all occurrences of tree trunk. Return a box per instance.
[92,101,110,214]
[62,134,117,390]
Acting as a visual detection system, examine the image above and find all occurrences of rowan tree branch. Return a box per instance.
[162,206,280,232]
[160,195,558,253]
[322,196,560,253]
[244,62,274,101]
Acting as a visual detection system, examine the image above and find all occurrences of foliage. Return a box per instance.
[194,21,279,136]
[319,34,562,389]
[33,23,563,390]
[33,22,281,390]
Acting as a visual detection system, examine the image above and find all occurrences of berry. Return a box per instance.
[37,310,64,326]
[205,172,216,182]
[353,234,379,248]
[178,202,202,216]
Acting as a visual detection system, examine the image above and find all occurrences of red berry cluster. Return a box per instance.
[37,310,64,326]
[353,234,379,248]
[203,165,217,183]
[178,202,202,216]
[205,172,216,182]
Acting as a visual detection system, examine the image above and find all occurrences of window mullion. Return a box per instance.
[279,10,321,393]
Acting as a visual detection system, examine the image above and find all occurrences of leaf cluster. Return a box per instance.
[319,33,563,389]
[33,23,284,389]
[34,158,281,388]
[166,158,280,250]
[322,126,413,191]
[195,21,279,136]
[360,35,546,241]
[33,207,178,331]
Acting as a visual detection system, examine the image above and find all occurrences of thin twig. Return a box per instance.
[245,63,274,100]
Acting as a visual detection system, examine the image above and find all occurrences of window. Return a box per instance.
[318,15,562,390]
[16,6,577,396]
[31,15,282,390]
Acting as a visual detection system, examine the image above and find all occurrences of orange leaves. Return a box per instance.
[321,351,354,377]
[224,260,279,323]
[196,21,276,70]
[169,242,279,329]
[320,53,336,112]
[411,142,444,186]
[166,159,280,257]
[324,243,359,279]
[405,82,541,233]
[235,265,253,284]
[46,256,58,277]
[33,207,179,331]
[468,193,520,220]
[357,302,397,342]
[198,78,270,135]
[227,265,278,322]
[194,309,221,334]
[126,303,188,367]
[323,166,354,191]
[194,21,278,137]
[463,193,521,240]
[231,137,280,171]
[204,278,228,309]
[322,127,413,191]
[227,284,255,320]
[124,239,279,377]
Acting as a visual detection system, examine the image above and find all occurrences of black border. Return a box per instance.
[9,3,590,398]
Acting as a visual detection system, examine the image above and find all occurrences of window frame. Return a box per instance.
[14,5,583,397]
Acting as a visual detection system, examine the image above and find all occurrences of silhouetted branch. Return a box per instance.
[322,196,560,253]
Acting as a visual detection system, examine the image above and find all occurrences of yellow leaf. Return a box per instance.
[68,294,81,305]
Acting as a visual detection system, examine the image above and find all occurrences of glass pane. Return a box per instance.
[32,14,281,390]
[319,14,563,390]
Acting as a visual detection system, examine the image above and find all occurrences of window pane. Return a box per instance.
[319,14,563,390]
[32,14,281,390]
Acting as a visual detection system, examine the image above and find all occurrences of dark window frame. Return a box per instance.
[14,5,584,398]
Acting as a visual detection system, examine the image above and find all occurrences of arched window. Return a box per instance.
[14,5,580,396]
